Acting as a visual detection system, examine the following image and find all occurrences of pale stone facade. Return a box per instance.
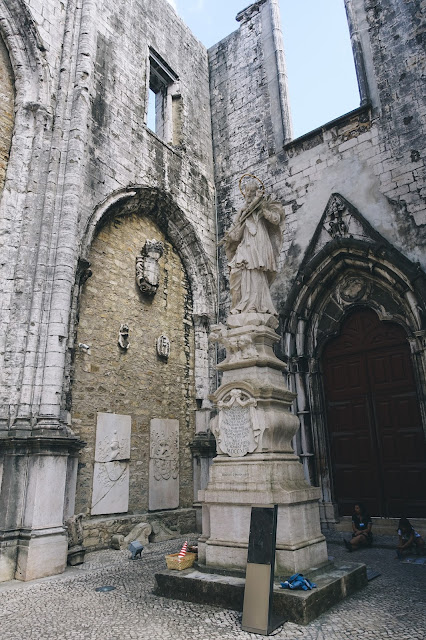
[0,0,425,582]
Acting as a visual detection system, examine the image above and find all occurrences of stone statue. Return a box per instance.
[223,176,284,316]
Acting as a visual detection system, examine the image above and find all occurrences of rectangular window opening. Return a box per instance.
[146,49,181,146]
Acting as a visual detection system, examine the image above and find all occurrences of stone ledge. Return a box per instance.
[154,561,367,625]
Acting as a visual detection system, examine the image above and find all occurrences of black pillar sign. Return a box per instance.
[241,504,286,635]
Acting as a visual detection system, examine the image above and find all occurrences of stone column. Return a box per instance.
[198,312,328,575]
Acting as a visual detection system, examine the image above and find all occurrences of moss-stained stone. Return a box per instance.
[72,212,196,518]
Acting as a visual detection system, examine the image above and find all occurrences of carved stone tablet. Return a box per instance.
[214,389,259,457]
[95,413,131,462]
[149,419,179,510]
[91,413,131,515]
[91,461,129,515]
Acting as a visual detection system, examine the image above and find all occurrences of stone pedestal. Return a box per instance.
[199,313,328,575]
[0,433,85,582]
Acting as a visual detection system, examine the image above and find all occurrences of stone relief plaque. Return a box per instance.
[214,389,260,457]
[149,418,179,510]
[91,413,131,515]
[91,461,129,515]
[95,413,131,462]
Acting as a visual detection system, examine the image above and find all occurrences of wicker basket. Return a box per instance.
[165,552,196,570]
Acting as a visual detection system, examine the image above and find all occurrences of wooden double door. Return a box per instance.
[323,308,426,517]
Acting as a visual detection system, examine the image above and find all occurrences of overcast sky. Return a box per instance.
[166,0,360,138]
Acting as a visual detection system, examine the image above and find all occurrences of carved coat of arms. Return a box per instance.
[136,239,164,295]
[213,388,261,458]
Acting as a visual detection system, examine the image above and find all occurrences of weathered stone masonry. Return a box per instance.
[0,0,216,582]
[209,0,426,520]
[0,0,425,582]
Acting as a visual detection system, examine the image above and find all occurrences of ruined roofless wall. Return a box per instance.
[0,0,216,430]
[209,0,426,313]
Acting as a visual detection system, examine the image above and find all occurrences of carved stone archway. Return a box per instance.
[281,194,426,523]
[74,186,217,408]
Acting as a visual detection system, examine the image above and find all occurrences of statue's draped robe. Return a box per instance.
[225,198,282,315]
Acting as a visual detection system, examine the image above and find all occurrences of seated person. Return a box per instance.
[396,518,425,558]
[344,503,373,552]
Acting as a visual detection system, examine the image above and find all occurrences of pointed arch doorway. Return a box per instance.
[322,308,426,518]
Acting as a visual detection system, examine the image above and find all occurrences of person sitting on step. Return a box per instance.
[344,503,373,552]
[396,518,424,559]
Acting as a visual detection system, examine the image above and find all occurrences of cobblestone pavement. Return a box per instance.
[0,536,425,640]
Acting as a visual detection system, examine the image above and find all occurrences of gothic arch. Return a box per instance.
[69,186,217,412]
[80,186,216,319]
[281,194,426,522]
[0,0,50,107]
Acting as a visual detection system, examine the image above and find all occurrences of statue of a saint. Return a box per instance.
[223,177,284,316]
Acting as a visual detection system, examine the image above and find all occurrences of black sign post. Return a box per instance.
[241,504,286,635]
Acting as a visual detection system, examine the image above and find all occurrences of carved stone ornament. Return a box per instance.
[156,335,171,360]
[210,323,258,363]
[65,513,84,548]
[96,429,129,463]
[136,239,164,295]
[118,323,130,350]
[324,195,349,238]
[150,427,179,482]
[65,513,86,566]
[213,388,260,458]
[336,276,371,305]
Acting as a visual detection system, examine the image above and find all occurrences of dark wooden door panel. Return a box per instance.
[323,308,426,517]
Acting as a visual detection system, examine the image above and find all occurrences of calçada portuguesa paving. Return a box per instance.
[0,534,425,640]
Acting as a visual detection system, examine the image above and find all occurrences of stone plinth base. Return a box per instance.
[15,528,68,581]
[154,561,367,625]
[199,454,329,575]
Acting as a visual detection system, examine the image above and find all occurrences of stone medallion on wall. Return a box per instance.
[336,276,371,306]
[149,418,179,510]
[91,413,131,515]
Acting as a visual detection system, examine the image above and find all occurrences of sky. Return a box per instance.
[166,0,360,139]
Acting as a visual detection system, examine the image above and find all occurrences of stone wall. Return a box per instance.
[0,36,14,194]
[72,211,196,515]
[0,0,216,581]
[208,0,426,519]
[0,0,216,431]
[84,0,215,247]
[209,0,426,314]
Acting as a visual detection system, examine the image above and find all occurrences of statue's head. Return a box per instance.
[245,181,259,202]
